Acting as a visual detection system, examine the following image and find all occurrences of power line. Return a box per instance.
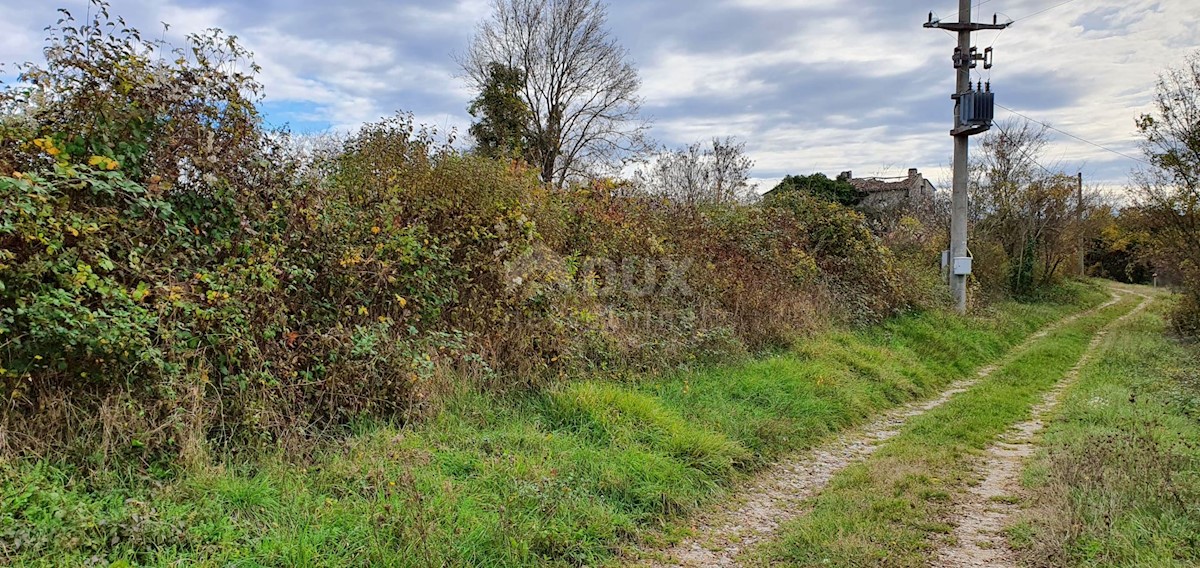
[994,121,1058,176]
[983,0,1080,70]
[986,16,1011,49]
[1011,0,1080,23]
[993,118,1060,172]
[969,0,1084,53]
[968,1,1082,56]
[995,103,1152,166]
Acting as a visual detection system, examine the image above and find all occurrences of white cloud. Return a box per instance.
[2,0,1196,191]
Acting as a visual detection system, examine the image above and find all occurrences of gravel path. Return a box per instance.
[931,290,1150,568]
[639,294,1123,567]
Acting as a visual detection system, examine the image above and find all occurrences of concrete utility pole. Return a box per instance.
[926,2,1010,314]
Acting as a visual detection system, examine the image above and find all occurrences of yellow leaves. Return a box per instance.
[33,138,66,160]
[371,226,381,235]
[339,248,365,268]
[87,155,120,171]
[357,306,369,316]
[394,295,408,308]
[166,285,184,302]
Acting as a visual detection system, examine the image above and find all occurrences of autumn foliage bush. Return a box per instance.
[0,5,938,466]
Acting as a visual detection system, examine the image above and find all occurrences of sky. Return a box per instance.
[2,0,1196,193]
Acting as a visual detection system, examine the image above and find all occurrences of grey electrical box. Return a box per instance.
[953,257,973,276]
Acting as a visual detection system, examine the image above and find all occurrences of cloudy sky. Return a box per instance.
[2,0,1196,192]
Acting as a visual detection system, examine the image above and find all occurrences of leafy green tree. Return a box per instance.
[767,173,864,207]
[1086,206,1155,285]
[468,62,531,159]
[1134,50,1200,335]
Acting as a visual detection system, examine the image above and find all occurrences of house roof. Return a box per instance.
[843,168,936,196]
[849,177,914,194]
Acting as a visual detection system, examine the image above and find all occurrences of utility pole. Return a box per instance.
[926,3,1010,314]
[1077,172,1086,276]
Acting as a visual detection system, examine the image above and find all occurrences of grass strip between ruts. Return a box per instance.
[752,289,1140,568]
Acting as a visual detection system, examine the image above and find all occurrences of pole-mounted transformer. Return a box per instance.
[924,5,1012,314]
[924,14,1009,137]
[958,82,995,134]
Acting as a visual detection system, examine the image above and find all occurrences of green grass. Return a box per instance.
[752,288,1140,567]
[0,283,1106,567]
[1010,294,1200,567]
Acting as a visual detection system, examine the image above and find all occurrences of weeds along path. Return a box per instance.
[641,293,1124,568]
[931,289,1153,568]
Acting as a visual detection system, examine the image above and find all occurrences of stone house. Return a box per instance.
[840,168,936,211]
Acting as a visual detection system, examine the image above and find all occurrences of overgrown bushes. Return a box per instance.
[0,5,938,466]
[1171,285,1200,338]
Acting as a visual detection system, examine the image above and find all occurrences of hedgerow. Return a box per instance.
[0,3,938,467]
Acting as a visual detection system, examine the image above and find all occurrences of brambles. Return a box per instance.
[1,3,941,468]
[0,4,267,195]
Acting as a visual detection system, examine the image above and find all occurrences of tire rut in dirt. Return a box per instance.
[930,290,1152,568]
[639,294,1124,568]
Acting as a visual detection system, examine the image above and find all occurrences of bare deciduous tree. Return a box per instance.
[460,0,650,186]
[634,137,755,207]
[970,118,1096,294]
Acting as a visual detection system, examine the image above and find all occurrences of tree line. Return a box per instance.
[458,0,1199,336]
